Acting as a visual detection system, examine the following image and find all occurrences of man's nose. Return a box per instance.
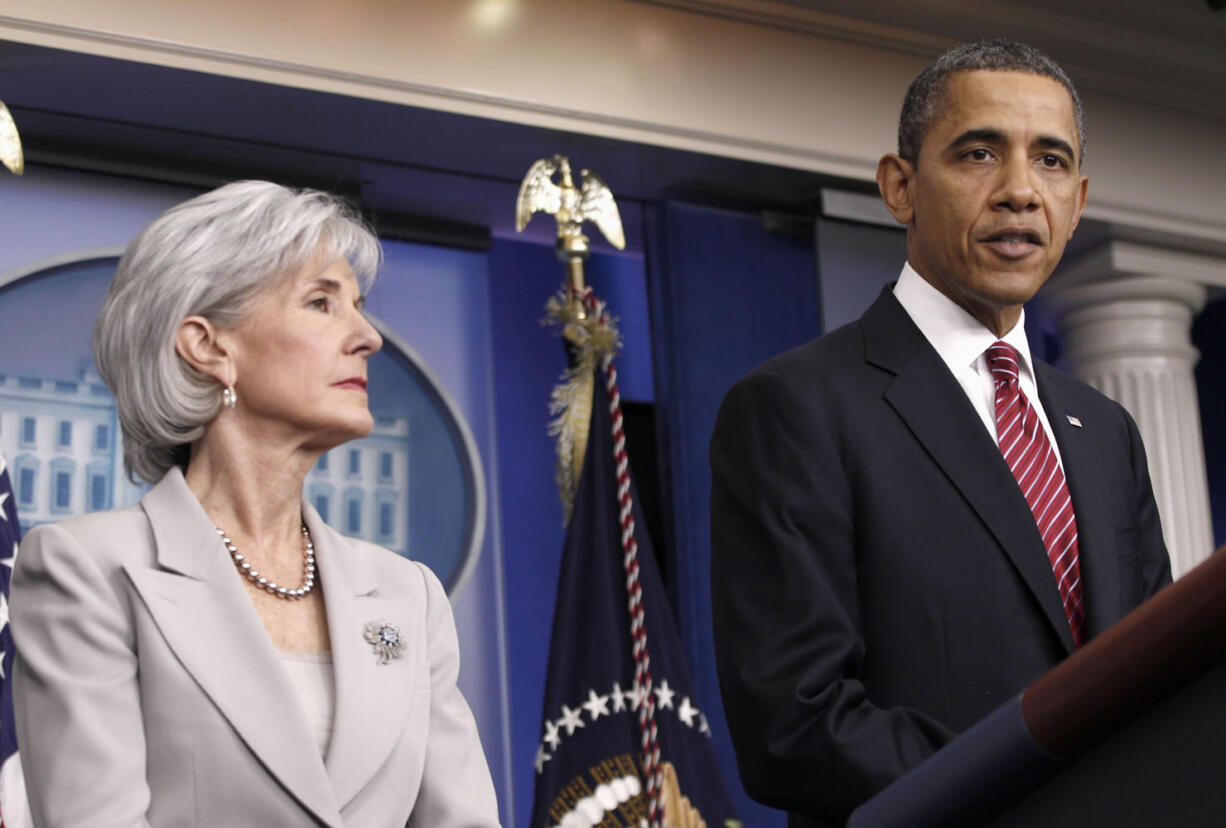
[995,155,1039,212]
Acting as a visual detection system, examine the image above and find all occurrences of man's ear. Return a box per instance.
[175,315,234,387]
[1068,174,1089,237]
[876,153,916,226]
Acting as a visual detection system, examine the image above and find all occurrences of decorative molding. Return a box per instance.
[1054,241,1226,291]
[632,0,949,57]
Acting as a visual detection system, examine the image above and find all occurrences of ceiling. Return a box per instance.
[655,0,1226,121]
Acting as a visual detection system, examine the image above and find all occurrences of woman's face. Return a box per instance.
[224,251,383,451]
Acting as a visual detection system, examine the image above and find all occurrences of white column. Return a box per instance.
[1045,241,1222,578]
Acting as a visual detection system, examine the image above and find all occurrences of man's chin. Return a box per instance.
[981,270,1052,305]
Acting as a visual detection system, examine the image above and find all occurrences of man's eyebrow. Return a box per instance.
[1036,135,1077,160]
[947,128,1004,150]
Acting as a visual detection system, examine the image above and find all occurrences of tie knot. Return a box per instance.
[986,341,1021,384]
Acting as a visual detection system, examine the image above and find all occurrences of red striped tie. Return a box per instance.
[987,341,1085,648]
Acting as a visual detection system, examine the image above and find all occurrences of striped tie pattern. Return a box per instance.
[987,341,1086,647]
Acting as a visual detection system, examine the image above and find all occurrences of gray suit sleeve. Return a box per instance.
[11,523,152,828]
[405,563,501,827]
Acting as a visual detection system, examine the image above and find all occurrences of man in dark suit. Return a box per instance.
[710,40,1170,827]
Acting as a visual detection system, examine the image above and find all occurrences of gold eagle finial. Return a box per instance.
[516,154,625,260]
[519,155,626,522]
[0,101,24,175]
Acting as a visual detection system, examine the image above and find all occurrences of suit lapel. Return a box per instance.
[1036,365,1120,638]
[862,291,1076,653]
[306,507,418,811]
[125,470,343,827]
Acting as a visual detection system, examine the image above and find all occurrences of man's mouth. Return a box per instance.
[981,228,1042,258]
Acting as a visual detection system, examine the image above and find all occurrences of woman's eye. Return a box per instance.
[310,297,330,311]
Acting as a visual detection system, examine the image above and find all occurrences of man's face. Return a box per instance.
[881,70,1088,334]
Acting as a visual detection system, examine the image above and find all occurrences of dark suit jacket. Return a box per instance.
[709,288,1170,827]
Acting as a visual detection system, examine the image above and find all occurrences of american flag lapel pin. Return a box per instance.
[1066,414,1083,428]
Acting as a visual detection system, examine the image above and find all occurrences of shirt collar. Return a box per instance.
[893,261,1037,381]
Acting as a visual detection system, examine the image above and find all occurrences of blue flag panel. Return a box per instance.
[530,372,738,827]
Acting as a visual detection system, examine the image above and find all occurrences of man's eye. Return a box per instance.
[1040,154,1067,169]
[966,148,993,161]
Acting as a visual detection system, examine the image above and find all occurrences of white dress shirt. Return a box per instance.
[892,262,1065,468]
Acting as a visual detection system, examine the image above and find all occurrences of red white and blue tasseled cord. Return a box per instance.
[581,287,664,828]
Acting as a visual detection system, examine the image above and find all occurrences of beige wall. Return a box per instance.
[1,0,1223,245]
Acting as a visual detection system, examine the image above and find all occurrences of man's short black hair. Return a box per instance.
[898,39,1086,164]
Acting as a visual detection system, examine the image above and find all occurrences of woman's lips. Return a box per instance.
[333,378,368,391]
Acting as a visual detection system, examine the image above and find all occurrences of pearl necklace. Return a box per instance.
[218,524,316,600]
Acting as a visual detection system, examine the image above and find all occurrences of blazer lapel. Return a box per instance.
[306,507,418,811]
[124,470,343,827]
[1036,365,1121,638]
[862,291,1076,653]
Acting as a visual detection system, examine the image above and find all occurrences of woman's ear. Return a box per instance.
[175,315,234,386]
[876,153,916,226]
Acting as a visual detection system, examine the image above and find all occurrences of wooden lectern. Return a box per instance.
[848,544,1226,827]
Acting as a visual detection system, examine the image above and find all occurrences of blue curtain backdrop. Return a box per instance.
[645,202,821,827]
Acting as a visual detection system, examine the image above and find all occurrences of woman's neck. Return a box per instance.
[183,424,319,550]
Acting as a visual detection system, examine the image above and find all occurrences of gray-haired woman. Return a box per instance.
[10,180,501,827]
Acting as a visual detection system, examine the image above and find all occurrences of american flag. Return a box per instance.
[0,452,30,827]
[530,327,738,828]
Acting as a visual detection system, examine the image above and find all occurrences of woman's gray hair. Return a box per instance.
[93,180,381,484]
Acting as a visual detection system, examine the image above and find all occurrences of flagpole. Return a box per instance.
[517,157,673,826]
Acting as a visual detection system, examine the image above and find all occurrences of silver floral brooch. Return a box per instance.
[363,620,406,664]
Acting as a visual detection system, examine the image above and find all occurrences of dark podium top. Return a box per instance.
[850,544,1226,828]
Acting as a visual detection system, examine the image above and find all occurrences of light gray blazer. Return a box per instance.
[11,468,500,827]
